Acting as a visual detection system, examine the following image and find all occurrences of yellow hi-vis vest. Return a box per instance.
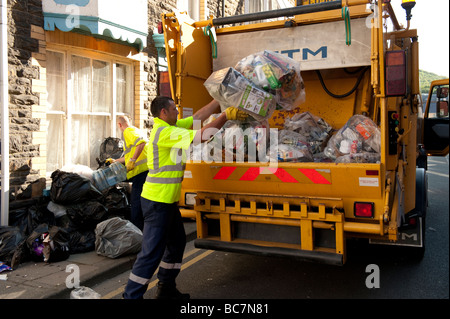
[123,126,148,180]
[141,117,196,204]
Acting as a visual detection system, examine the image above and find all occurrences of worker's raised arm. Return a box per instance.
[193,107,248,143]
[193,112,227,143]
[192,99,221,125]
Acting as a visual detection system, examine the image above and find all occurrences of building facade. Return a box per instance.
[1,0,293,221]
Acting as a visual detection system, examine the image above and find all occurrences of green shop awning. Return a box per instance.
[43,0,148,51]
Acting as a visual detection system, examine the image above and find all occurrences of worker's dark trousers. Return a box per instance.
[128,171,147,231]
[123,199,186,299]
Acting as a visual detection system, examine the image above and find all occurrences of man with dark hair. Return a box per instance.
[123,97,247,299]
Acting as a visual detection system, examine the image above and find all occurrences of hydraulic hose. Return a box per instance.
[315,66,369,99]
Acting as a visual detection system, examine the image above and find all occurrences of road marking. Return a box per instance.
[101,249,214,299]
[427,170,449,178]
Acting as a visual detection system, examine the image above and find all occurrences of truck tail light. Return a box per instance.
[385,50,406,96]
[354,202,374,218]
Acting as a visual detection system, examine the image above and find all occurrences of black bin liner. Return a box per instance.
[50,170,102,205]
[0,226,25,267]
[65,201,108,231]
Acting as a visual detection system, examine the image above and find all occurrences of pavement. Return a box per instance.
[0,220,197,299]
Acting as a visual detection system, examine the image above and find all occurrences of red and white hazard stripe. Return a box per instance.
[213,167,331,184]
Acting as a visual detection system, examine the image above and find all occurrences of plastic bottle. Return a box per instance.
[254,64,270,91]
[261,64,281,89]
[92,161,127,192]
[339,139,351,154]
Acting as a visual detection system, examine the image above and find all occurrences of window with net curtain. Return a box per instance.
[46,50,133,173]
[246,0,282,14]
[245,0,293,23]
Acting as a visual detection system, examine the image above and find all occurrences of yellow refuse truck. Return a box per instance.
[160,0,449,265]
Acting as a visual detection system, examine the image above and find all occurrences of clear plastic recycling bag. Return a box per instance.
[284,111,333,154]
[324,114,381,162]
[235,50,306,111]
[204,67,277,121]
[200,119,270,162]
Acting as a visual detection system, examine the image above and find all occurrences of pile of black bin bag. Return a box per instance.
[0,170,131,269]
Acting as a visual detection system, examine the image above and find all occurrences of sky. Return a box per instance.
[390,0,449,77]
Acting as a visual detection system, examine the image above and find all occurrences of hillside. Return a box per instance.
[419,69,447,93]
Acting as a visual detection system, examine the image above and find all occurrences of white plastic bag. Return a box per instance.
[70,286,101,299]
[95,217,143,258]
[47,201,67,218]
[60,164,94,182]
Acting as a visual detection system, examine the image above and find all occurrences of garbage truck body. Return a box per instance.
[160,0,449,265]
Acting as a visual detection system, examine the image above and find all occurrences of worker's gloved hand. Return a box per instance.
[105,158,115,165]
[126,159,136,172]
[225,107,248,121]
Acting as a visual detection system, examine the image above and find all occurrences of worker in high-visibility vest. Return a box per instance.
[123,96,247,299]
[107,115,148,230]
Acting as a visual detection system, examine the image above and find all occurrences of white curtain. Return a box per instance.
[47,51,65,112]
[89,116,108,167]
[248,0,264,13]
[93,60,111,113]
[71,55,91,113]
[46,51,133,171]
[47,51,66,172]
[71,115,90,166]
[116,63,132,115]
[71,57,111,168]
[47,114,64,172]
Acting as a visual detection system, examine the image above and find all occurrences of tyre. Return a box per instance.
[404,168,428,260]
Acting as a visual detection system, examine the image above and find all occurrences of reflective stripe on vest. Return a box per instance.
[123,137,144,156]
[145,176,184,184]
[147,126,185,185]
[123,127,148,179]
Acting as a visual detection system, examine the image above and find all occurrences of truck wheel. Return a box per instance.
[417,146,428,170]
[416,155,427,170]
[405,168,428,260]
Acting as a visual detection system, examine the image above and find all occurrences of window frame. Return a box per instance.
[46,46,134,174]
[177,0,200,21]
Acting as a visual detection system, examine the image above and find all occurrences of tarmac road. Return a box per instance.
[94,156,449,301]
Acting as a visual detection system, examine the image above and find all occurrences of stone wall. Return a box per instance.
[143,0,178,130]
[207,0,244,19]
[6,0,45,201]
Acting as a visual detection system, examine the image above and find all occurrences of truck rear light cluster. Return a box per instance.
[385,50,407,96]
[354,202,374,218]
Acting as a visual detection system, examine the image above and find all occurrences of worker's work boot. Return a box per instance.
[154,281,190,300]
